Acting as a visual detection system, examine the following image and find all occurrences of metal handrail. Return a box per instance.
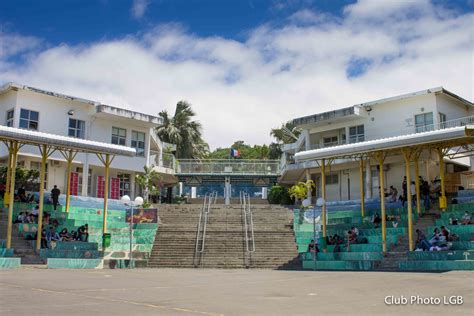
[240,191,255,255]
[194,191,216,265]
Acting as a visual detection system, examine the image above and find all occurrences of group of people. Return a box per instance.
[415,227,459,252]
[449,212,473,225]
[386,176,433,210]
[37,224,89,248]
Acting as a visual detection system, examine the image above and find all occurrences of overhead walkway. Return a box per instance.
[175,159,280,204]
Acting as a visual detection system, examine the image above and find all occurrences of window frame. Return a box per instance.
[415,112,434,133]
[349,124,364,143]
[111,127,127,146]
[6,109,14,127]
[325,173,339,185]
[68,118,86,139]
[19,108,39,131]
[131,130,146,157]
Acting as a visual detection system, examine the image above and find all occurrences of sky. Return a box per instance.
[0,0,473,149]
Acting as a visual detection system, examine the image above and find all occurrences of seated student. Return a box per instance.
[14,212,24,224]
[350,227,359,237]
[59,228,72,241]
[416,229,431,251]
[40,229,48,248]
[31,205,39,217]
[307,239,320,253]
[347,230,357,244]
[70,230,79,241]
[440,226,450,241]
[461,212,472,225]
[78,224,89,242]
[373,213,381,228]
[46,227,60,248]
[429,228,446,246]
[450,217,459,225]
[26,213,36,224]
[392,216,399,228]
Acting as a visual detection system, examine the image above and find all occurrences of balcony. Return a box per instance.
[280,115,474,172]
[175,159,280,176]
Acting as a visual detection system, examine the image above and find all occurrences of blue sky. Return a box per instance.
[0,0,473,148]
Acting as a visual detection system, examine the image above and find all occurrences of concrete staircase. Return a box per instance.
[0,208,45,265]
[147,204,300,269]
[375,212,437,271]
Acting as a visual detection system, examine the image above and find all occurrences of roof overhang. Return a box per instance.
[0,125,136,157]
[95,105,162,126]
[295,126,474,161]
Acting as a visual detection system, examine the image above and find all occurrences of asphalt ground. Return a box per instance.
[0,268,473,315]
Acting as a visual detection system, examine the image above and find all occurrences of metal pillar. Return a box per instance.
[97,153,114,235]
[224,176,231,205]
[438,149,447,211]
[305,169,311,201]
[60,150,77,213]
[375,152,387,253]
[6,141,19,249]
[321,159,327,238]
[3,150,12,207]
[414,157,421,214]
[36,145,54,250]
[402,149,414,251]
[359,159,365,218]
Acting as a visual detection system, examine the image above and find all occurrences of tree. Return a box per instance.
[270,121,301,144]
[156,101,209,159]
[0,166,40,190]
[135,166,160,208]
[288,180,315,204]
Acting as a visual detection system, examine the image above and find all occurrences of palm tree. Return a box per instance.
[270,121,301,144]
[135,166,160,207]
[156,101,209,159]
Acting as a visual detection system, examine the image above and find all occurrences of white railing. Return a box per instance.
[176,159,280,175]
[295,115,474,153]
[149,151,176,170]
[193,191,217,267]
[240,191,255,268]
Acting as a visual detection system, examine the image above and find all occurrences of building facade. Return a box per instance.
[0,83,176,200]
[280,87,474,201]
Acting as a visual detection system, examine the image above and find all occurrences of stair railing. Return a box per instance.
[194,191,217,267]
[240,191,255,267]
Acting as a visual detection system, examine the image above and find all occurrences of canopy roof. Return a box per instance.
[0,125,136,157]
[295,125,474,161]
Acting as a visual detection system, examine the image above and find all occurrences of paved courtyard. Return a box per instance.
[0,268,473,315]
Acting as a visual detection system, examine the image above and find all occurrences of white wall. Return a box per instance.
[435,94,470,122]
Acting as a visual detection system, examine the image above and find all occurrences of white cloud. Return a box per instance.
[0,1,472,149]
[131,0,149,19]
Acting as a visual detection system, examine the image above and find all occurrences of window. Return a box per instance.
[349,125,364,143]
[439,112,447,129]
[118,173,131,197]
[415,112,434,133]
[6,109,14,127]
[131,131,145,156]
[325,173,339,185]
[68,118,86,138]
[19,109,39,130]
[111,127,126,145]
[323,136,338,147]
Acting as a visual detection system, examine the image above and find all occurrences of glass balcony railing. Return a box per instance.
[176,159,280,175]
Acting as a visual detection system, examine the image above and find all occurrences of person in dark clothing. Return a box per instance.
[308,239,319,253]
[402,177,407,207]
[373,213,381,228]
[78,224,89,242]
[51,185,60,210]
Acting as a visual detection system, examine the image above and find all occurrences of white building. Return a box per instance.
[0,83,176,199]
[279,87,474,201]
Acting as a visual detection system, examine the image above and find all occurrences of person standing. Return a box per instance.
[51,185,60,210]
[402,177,407,207]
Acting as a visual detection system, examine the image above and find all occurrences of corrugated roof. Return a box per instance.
[295,125,473,161]
[0,125,136,157]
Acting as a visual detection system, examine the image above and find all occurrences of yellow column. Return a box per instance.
[65,152,73,213]
[6,142,19,249]
[4,150,12,207]
[438,149,446,211]
[414,157,421,214]
[36,145,48,250]
[402,149,414,251]
[321,159,327,238]
[376,152,387,253]
[359,159,365,218]
[102,154,110,235]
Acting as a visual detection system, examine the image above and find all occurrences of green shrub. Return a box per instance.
[268,185,291,204]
